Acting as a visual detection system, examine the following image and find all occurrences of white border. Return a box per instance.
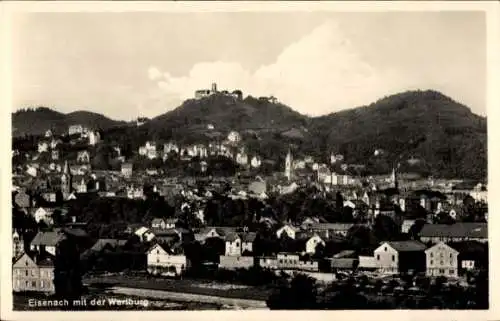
[1,2,499,321]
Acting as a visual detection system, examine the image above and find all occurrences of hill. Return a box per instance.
[12,107,126,137]
[308,90,487,179]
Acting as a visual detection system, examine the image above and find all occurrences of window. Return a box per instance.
[157,250,160,254]
[449,269,454,274]
[156,258,160,263]
[431,260,434,265]
[392,255,395,262]
[439,269,445,274]
[235,241,239,247]
[279,259,283,264]
[25,281,29,287]
[41,281,44,288]
[430,253,433,258]
[25,270,28,276]
[384,247,387,252]
[450,253,453,258]
[377,254,380,260]
[31,281,36,288]
[440,253,444,258]
[440,260,444,266]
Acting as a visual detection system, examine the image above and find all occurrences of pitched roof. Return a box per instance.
[225,232,241,242]
[385,241,426,252]
[419,223,488,239]
[30,230,66,246]
[241,232,257,242]
[310,223,354,231]
[90,238,127,252]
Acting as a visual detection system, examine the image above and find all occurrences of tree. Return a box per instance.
[267,274,318,309]
[53,234,83,305]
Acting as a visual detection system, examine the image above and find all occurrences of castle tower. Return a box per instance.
[211,82,217,94]
[285,147,293,181]
[61,160,72,198]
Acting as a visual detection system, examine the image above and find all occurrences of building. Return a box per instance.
[374,241,426,274]
[250,156,262,168]
[219,255,254,270]
[61,161,72,200]
[134,226,155,242]
[285,148,293,181]
[276,224,300,240]
[76,151,90,163]
[121,163,133,178]
[68,124,84,136]
[30,230,66,256]
[258,253,319,272]
[88,131,101,146]
[308,223,355,238]
[38,141,49,153]
[305,234,326,254]
[14,190,31,211]
[224,232,256,256]
[33,207,55,224]
[419,223,488,243]
[147,243,188,276]
[13,230,24,258]
[12,252,55,294]
[227,131,241,144]
[425,242,459,278]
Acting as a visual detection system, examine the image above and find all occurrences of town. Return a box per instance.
[11,95,488,310]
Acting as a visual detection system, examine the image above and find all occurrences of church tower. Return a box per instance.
[391,166,399,190]
[61,160,72,199]
[285,147,293,181]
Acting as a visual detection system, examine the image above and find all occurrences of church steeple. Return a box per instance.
[285,147,293,181]
[61,160,72,197]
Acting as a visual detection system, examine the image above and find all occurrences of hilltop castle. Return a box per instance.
[194,83,243,100]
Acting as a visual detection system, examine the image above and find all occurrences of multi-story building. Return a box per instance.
[425,242,459,278]
[12,252,55,294]
[147,243,189,276]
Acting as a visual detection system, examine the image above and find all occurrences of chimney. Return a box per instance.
[72,216,76,223]
[95,180,100,191]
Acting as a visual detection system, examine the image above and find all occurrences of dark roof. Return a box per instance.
[225,232,241,242]
[331,258,358,269]
[419,223,487,239]
[386,241,426,252]
[30,231,66,246]
[241,232,257,242]
[90,239,127,252]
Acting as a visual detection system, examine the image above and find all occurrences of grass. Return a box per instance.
[83,275,272,301]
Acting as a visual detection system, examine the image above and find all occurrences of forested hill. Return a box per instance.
[12,107,126,137]
[12,90,487,179]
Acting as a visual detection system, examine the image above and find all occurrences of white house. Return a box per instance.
[374,241,426,274]
[425,242,459,278]
[227,131,241,143]
[250,156,262,168]
[33,208,54,224]
[134,226,155,242]
[88,131,101,146]
[38,142,49,153]
[225,233,242,256]
[147,243,188,276]
[305,234,325,254]
[276,224,299,239]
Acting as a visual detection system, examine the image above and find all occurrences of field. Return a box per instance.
[83,274,272,301]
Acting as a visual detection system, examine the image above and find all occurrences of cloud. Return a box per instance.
[145,21,407,117]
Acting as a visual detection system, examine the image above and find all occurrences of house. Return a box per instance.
[151,218,176,230]
[147,243,189,276]
[305,234,326,254]
[276,224,300,240]
[30,230,66,256]
[330,258,359,272]
[12,252,55,294]
[250,156,262,168]
[33,207,54,224]
[225,233,242,256]
[227,131,241,143]
[88,131,101,146]
[401,219,416,234]
[134,226,155,242]
[425,242,459,278]
[374,241,426,274]
[219,255,254,270]
[51,150,59,160]
[45,129,53,138]
[68,124,84,136]
[194,226,237,243]
[76,150,90,163]
[241,232,256,254]
[14,190,31,210]
[308,223,354,238]
[121,163,133,178]
[418,223,488,243]
[449,241,488,274]
[13,230,24,258]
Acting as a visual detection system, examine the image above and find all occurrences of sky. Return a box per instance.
[11,11,486,120]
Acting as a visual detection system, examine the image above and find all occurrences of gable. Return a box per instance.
[13,253,37,268]
[374,243,398,254]
[148,244,168,255]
